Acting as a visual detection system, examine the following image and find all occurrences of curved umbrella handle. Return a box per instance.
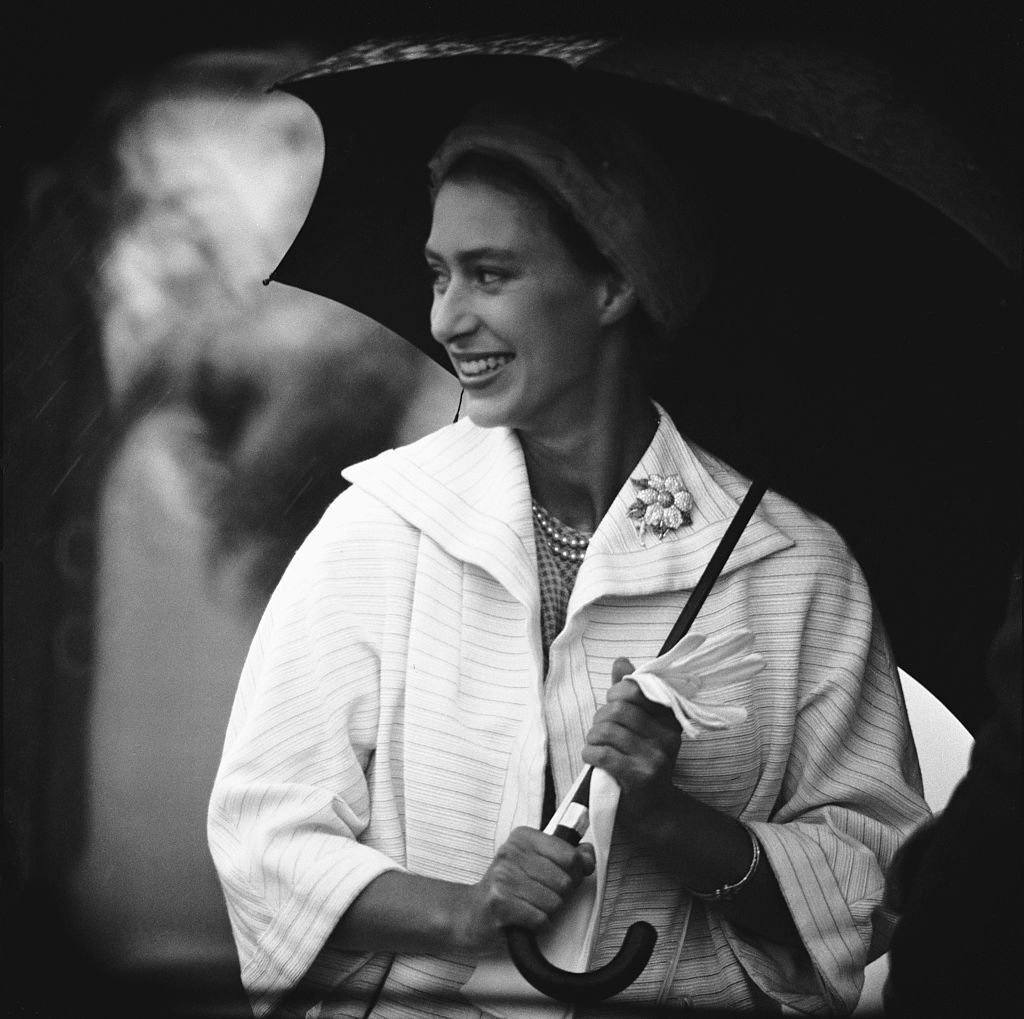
[504,481,767,1003]
[504,804,657,1003]
[505,920,657,1004]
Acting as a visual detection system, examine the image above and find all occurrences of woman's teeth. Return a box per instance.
[460,355,513,377]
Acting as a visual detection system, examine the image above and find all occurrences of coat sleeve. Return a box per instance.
[206,494,411,1016]
[723,540,931,1014]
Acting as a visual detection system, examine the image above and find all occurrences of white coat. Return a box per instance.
[208,409,929,1016]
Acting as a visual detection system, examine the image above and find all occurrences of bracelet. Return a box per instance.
[689,826,761,903]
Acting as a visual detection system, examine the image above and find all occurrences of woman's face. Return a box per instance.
[425,177,613,435]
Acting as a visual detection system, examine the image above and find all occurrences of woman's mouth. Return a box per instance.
[455,354,514,381]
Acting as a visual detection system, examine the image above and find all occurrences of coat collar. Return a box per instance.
[343,421,540,610]
[570,406,795,612]
[342,406,794,612]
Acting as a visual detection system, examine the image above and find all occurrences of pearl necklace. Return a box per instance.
[531,500,592,563]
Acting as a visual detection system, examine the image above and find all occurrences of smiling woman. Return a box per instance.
[207,85,931,1017]
[426,173,635,445]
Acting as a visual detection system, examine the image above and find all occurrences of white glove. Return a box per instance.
[627,629,764,737]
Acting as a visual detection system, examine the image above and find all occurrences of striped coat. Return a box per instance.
[208,410,929,1016]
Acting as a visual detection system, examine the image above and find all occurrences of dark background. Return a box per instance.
[5,2,1022,184]
[4,3,1021,1017]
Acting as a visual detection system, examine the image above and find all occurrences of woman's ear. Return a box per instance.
[597,270,638,327]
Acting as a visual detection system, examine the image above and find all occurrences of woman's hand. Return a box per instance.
[454,827,596,956]
[582,657,682,824]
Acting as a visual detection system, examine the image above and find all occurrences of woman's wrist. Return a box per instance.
[688,825,761,902]
[332,871,480,957]
[445,881,487,956]
[628,787,755,893]
[627,791,799,944]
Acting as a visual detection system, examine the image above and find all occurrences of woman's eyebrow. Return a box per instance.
[423,245,518,263]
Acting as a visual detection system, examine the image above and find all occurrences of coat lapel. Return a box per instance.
[342,421,540,614]
[570,408,795,616]
[344,408,794,622]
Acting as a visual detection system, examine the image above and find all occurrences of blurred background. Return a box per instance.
[6,11,466,1016]
[4,3,1020,1016]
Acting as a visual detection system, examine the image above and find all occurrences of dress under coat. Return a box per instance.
[207,406,930,1016]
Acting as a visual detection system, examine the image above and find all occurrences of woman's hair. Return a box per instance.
[434,150,614,277]
[432,149,661,355]
[428,98,716,343]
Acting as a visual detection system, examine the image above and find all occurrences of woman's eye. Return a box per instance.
[426,265,448,292]
[475,267,505,286]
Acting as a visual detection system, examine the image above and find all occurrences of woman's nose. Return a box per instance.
[430,279,476,344]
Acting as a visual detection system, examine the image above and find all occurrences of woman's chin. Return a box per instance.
[461,392,520,431]
[462,405,507,430]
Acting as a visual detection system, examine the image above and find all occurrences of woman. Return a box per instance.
[208,95,929,1016]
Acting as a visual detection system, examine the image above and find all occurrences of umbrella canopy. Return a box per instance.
[267,31,1020,730]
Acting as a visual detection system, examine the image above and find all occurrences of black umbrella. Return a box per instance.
[263,27,1020,1003]
[266,31,1019,734]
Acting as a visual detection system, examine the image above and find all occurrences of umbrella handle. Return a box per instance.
[504,815,657,1003]
[505,921,657,1004]
[505,479,766,1003]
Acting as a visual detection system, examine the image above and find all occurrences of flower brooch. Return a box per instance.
[627,473,695,542]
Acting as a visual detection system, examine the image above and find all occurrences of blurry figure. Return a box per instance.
[89,48,455,605]
[881,557,1022,1017]
[6,45,457,1013]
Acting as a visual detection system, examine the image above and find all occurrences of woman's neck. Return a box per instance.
[519,367,657,534]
